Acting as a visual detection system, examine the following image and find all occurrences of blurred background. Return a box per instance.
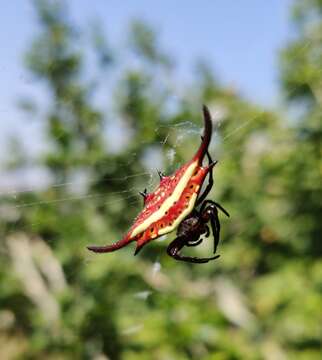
[0,0,321,359]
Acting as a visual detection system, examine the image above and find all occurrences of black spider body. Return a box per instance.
[166,148,230,264]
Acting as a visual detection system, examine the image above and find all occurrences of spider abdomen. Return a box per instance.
[87,105,222,259]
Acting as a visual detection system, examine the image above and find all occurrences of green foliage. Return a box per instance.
[0,0,321,359]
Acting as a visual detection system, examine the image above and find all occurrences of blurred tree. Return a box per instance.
[0,0,321,359]
[26,0,105,182]
[280,0,322,257]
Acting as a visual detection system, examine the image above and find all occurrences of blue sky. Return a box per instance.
[0,0,293,162]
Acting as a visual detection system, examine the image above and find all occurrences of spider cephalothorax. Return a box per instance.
[88,105,229,263]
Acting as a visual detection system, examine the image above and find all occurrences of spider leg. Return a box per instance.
[205,225,210,237]
[209,207,221,254]
[200,136,215,167]
[186,224,210,246]
[200,199,230,217]
[167,236,220,264]
[185,237,203,247]
[196,153,217,205]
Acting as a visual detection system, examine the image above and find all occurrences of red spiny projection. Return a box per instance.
[87,105,214,255]
[128,161,193,232]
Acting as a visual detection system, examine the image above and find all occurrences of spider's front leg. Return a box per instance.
[196,146,217,206]
[166,235,220,264]
[200,200,229,254]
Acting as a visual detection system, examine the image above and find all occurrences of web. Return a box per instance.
[6,6,322,360]
[3,103,278,346]
[1,110,263,212]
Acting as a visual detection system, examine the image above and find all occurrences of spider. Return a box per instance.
[87,105,229,263]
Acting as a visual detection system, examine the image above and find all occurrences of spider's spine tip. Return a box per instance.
[87,246,97,252]
[202,104,210,115]
[157,170,165,180]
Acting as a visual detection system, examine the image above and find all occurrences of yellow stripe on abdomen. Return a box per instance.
[158,193,198,235]
[130,161,198,238]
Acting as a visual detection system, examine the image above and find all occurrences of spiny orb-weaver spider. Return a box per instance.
[88,105,229,263]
